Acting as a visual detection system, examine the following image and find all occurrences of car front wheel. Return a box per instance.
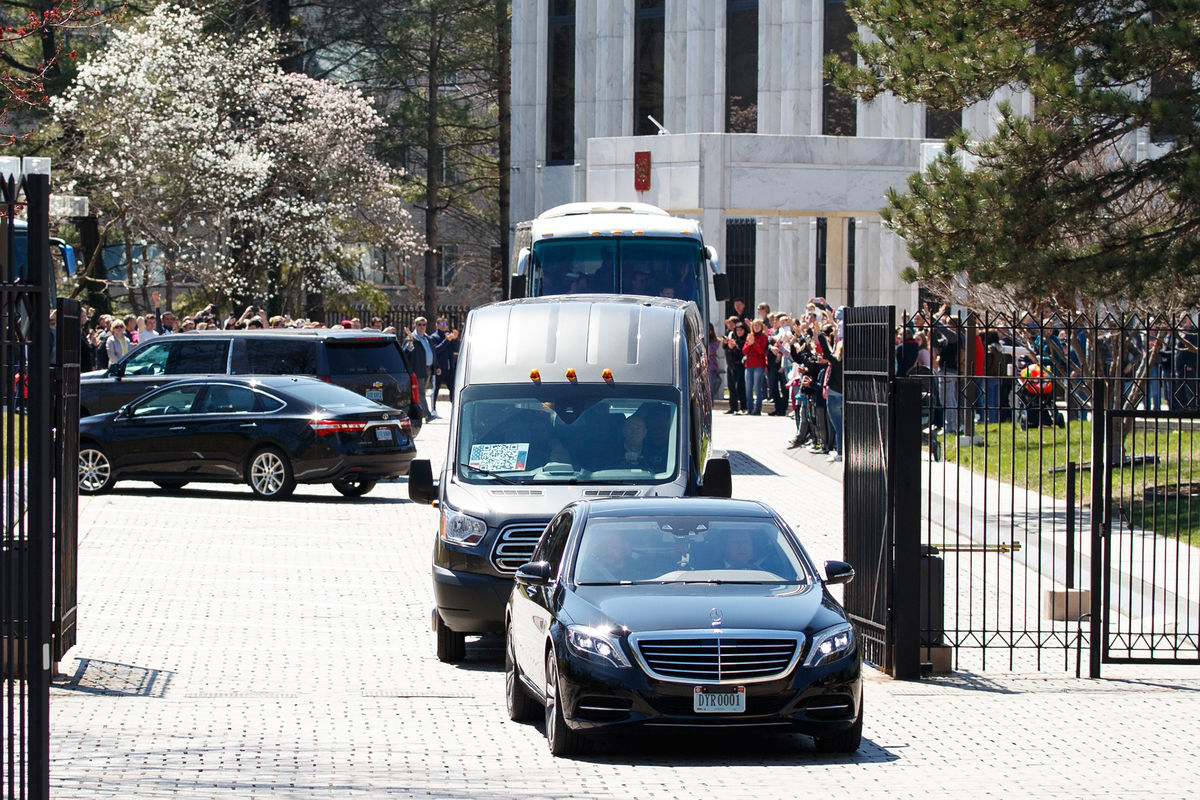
[814,696,863,754]
[435,613,465,663]
[505,626,539,722]
[545,650,589,756]
[247,447,296,499]
[79,446,115,494]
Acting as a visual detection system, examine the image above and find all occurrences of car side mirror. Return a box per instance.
[699,457,732,498]
[824,560,855,585]
[117,405,133,419]
[407,459,438,505]
[108,362,124,379]
[514,560,552,586]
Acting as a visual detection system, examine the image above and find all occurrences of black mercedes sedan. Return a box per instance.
[77,376,416,499]
[504,497,862,757]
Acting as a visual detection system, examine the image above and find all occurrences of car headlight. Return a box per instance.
[804,623,855,667]
[566,625,631,668]
[439,506,486,546]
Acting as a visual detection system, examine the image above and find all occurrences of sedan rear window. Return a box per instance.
[326,340,409,375]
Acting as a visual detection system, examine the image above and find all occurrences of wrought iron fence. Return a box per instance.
[902,308,1199,673]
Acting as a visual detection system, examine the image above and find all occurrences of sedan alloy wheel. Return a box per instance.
[544,651,589,756]
[248,447,296,499]
[78,446,115,494]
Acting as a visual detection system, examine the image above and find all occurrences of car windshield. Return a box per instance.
[573,515,811,585]
[455,384,680,484]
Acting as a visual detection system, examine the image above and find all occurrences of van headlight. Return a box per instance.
[440,506,486,546]
[566,625,631,668]
[804,623,855,667]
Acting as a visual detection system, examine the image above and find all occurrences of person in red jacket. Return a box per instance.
[743,318,770,415]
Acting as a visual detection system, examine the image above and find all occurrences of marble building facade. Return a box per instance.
[511,0,1034,318]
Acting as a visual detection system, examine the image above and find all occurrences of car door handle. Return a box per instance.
[240,422,257,428]
[170,425,187,431]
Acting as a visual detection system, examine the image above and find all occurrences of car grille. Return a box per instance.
[490,521,549,574]
[633,634,802,684]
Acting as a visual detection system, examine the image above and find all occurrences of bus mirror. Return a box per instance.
[510,274,527,299]
[712,273,730,303]
[515,247,531,275]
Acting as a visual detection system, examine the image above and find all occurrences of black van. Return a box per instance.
[81,329,424,434]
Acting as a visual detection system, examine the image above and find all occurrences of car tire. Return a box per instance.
[78,445,115,494]
[247,447,296,499]
[153,480,189,491]
[814,696,863,754]
[545,650,589,757]
[434,613,465,663]
[505,626,539,722]
[332,476,377,498]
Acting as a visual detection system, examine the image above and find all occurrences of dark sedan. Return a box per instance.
[504,497,862,756]
[78,376,416,499]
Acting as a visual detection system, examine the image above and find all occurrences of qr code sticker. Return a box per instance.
[469,442,530,472]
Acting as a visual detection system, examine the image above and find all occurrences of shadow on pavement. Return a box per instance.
[54,657,173,698]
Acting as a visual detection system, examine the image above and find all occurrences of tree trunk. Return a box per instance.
[423,4,441,323]
[496,0,511,299]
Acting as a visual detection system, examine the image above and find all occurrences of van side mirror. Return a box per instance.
[407,459,438,505]
[514,560,552,586]
[510,274,527,299]
[824,560,855,585]
[699,457,732,498]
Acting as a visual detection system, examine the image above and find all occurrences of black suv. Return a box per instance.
[81,329,423,434]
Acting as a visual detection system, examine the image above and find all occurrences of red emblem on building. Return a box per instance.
[634,151,651,192]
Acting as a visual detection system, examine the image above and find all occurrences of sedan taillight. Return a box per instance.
[308,420,369,436]
[410,373,420,405]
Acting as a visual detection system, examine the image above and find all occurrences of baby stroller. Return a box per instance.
[1016,361,1065,430]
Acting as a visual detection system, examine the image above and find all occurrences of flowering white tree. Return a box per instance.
[52,4,420,309]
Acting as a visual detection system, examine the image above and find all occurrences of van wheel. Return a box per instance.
[248,447,295,499]
[435,614,465,663]
[333,476,377,497]
[79,446,115,494]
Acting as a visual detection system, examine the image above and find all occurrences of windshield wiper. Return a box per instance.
[463,464,519,485]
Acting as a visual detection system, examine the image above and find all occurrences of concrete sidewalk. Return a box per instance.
[47,408,1200,799]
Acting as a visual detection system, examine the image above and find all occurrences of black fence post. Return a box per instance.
[24,167,53,800]
[891,377,923,679]
[1066,460,1076,590]
[1089,379,1106,679]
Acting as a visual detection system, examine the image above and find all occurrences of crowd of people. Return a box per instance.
[707,296,846,463]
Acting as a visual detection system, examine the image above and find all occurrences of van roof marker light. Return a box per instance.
[529,369,541,382]
[601,369,614,382]
[565,368,578,382]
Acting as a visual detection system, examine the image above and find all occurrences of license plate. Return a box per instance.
[374,427,394,442]
[366,389,384,401]
[693,686,746,713]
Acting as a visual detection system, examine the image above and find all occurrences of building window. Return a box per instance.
[547,0,575,163]
[925,107,961,139]
[725,0,758,133]
[822,0,856,136]
[634,0,665,136]
[437,244,459,289]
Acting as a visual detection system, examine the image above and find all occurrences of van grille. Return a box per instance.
[632,634,802,684]
[490,522,550,574]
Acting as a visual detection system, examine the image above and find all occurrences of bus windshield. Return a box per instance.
[531,238,702,305]
[455,383,681,484]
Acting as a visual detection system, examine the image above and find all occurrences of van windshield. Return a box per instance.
[455,384,680,484]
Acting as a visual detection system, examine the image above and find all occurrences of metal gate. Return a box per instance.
[723,218,755,317]
[2,163,79,800]
[1097,408,1200,670]
[842,306,922,679]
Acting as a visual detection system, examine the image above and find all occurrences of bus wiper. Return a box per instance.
[463,464,519,485]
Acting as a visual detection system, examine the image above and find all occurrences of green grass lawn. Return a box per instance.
[938,419,1199,547]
